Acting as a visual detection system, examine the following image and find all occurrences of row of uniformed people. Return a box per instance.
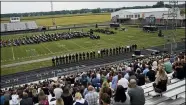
[52,51,96,66]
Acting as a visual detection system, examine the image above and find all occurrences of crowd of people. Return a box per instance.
[52,44,137,66]
[0,31,100,47]
[92,29,116,35]
[1,51,185,105]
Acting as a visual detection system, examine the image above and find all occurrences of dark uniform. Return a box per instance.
[86,52,89,60]
[72,54,75,62]
[79,53,82,61]
[75,53,78,62]
[90,51,93,59]
[52,57,55,66]
[83,52,86,60]
[69,54,72,63]
[59,56,62,65]
[113,48,116,55]
[62,56,65,64]
[121,47,124,53]
[110,48,112,56]
[119,46,121,54]
[106,49,109,56]
[56,56,59,65]
[93,51,96,58]
[65,55,68,64]
[116,47,119,55]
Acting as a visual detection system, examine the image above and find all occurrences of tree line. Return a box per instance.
[1,1,185,18]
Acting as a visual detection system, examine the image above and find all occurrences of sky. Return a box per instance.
[1,2,158,14]
[1,1,185,14]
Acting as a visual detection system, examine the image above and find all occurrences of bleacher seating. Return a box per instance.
[1,21,38,32]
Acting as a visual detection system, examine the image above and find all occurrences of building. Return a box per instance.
[111,8,185,26]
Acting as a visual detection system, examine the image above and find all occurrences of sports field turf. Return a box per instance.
[1,13,110,26]
[1,26,185,76]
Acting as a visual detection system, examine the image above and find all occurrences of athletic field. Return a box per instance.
[1,25,185,76]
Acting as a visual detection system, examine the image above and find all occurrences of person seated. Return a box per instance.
[73,92,88,105]
[113,85,130,105]
[153,65,168,94]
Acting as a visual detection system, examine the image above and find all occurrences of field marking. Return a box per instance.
[69,40,86,49]
[11,47,15,60]
[55,42,70,51]
[41,44,53,54]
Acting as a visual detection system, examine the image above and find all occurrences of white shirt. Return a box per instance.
[11,94,19,105]
[117,78,129,88]
[54,88,63,99]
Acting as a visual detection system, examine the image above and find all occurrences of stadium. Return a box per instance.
[0,1,185,105]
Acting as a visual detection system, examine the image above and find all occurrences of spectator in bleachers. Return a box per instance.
[56,98,64,105]
[153,65,168,94]
[146,66,156,82]
[128,79,145,105]
[20,92,33,105]
[113,85,130,105]
[152,60,158,71]
[142,65,149,76]
[54,84,63,99]
[100,93,111,105]
[61,86,73,105]
[0,91,5,105]
[85,85,98,105]
[117,73,129,91]
[73,92,88,105]
[135,68,145,86]
[163,58,173,74]
[11,91,19,105]
[32,89,38,104]
[111,72,118,91]
[42,84,49,95]
[4,90,11,105]
[172,61,185,80]
[38,90,49,105]
[129,71,137,81]
[99,81,112,105]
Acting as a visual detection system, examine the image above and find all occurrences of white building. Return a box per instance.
[111,8,185,25]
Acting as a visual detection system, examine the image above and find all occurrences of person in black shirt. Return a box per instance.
[52,57,55,66]
[146,66,156,82]
[106,49,109,56]
[113,48,116,55]
[135,69,145,86]
[86,52,89,60]
[90,51,93,59]
[119,46,121,54]
[116,47,119,55]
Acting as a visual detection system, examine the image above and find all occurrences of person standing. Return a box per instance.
[85,86,98,105]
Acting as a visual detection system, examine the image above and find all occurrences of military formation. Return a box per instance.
[92,28,116,35]
[0,31,99,47]
[52,44,137,66]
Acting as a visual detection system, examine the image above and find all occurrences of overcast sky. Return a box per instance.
[1,1,185,14]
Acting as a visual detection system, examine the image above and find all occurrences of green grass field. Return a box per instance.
[1,13,110,26]
[1,26,185,76]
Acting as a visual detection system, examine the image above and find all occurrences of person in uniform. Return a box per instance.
[116,47,119,55]
[113,48,116,55]
[86,52,89,60]
[79,53,82,61]
[72,54,75,63]
[93,51,96,58]
[52,57,55,66]
[56,56,59,66]
[75,53,78,62]
[59,56,62,65]
[106,49,109,56]
[69,54,72,63]
[65,55,68,64]
[62,56,65,64]
[83,52,86,60]
[90,51,93,59]
[110,48,112,56]
[119,46,121,54]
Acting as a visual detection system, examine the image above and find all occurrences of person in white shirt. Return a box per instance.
[11,91,19,105]
[53,84,63,99]
[117,77,129,91]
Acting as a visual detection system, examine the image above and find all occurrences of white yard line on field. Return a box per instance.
[11,47,15,60]
[41,43,53,54]
[69,40,87,49]
[55,42,70,52]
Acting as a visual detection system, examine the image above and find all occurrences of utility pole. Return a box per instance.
[51,1,56,27]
